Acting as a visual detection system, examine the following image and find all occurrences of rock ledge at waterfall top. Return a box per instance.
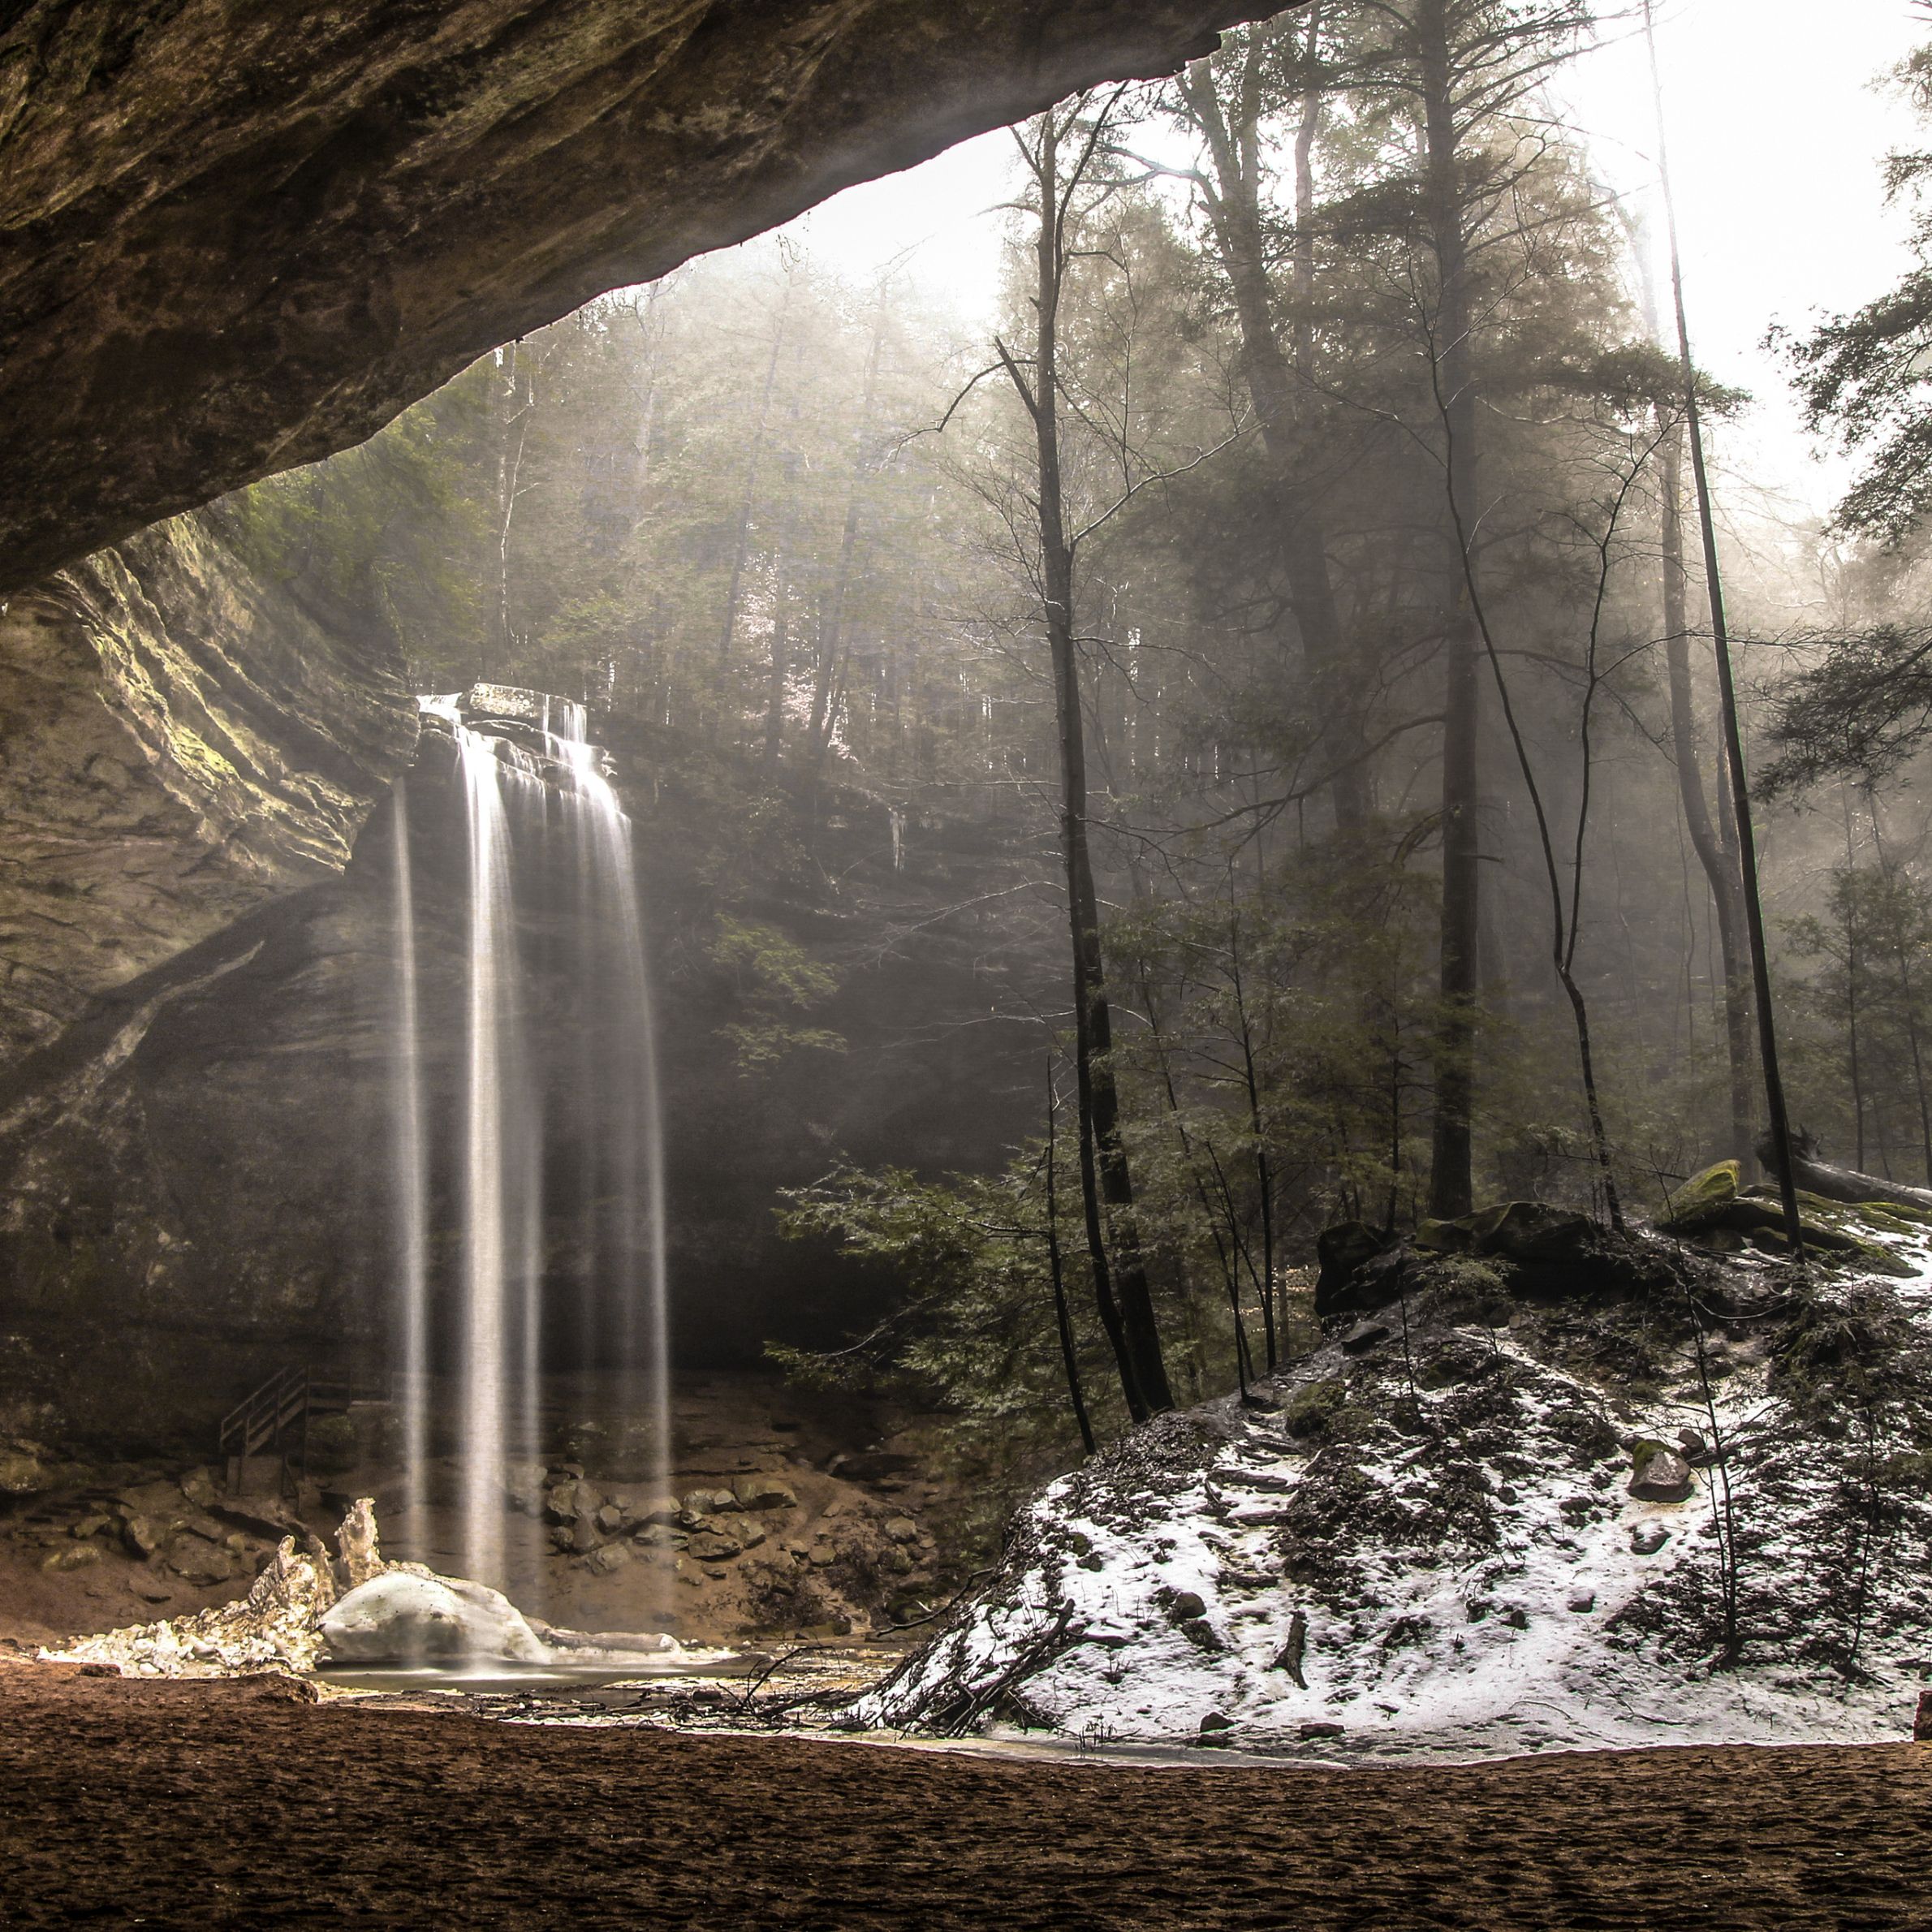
[855,1214,1932,1761]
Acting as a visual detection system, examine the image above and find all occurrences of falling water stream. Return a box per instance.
[393,688,668,1604]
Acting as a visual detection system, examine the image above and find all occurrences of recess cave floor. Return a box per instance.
[2,1666,1926,1930]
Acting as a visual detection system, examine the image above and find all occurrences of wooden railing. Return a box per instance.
[217,1367,375,1467]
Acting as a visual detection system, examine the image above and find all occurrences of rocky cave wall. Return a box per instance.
[0,524,1040,1451]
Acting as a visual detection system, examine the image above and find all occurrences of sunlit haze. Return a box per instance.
[787,0,1929,518]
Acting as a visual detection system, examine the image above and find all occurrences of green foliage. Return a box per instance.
[773,1156,1120,1519]
[708,917,845,1072]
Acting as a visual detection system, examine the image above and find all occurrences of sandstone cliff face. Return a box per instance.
[0,0,1277,592]
[0,514,416,1063]
[0,593,1038,1448]
[0,515,417,1444]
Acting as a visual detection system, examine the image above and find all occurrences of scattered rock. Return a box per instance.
[1628,1441,1694,1504]
[179,1468,220,1512]
[584,1542,632,1576]
[686,1532,743,1562]
[1299,1720,1345,1740]
[1568,1593,1597,1614]
[1341,1322,1391,1356]
[1916,1690,1932,1743]
[1197,1711,1236,1737]
[1501,1608,1529,1630]
[882,1517,921,1545]
[1630,1524,1669,1555]
[732,1475,797,1512]
[1167,1591,1207,1623]
[165,1546,232,1586]
[42,1544,101,1572]
[0,1445,45,1494]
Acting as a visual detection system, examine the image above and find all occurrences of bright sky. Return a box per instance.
[780,0,1929,519]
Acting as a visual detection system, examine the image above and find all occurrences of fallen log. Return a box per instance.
[1760,1131,1932,1215]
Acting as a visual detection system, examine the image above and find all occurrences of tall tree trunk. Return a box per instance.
[1011,106,1174,1421]
[1660,416,1754,1164]
[1646,0,1804,1250]
[1183,28,1369,834]
[1420,0,1481,1220]
[1044,1065,1097,1456]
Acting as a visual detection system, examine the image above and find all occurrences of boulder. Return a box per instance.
[1659,1161,1742,1232]
[882,1517,921,1546]
[1631,1524,1669,1555]
[1660,1164,1881,1261]
[732,1475,798,1512]
[320,1572,552,1665]
[1411,1217,1474,1256]
[121,1515,168,1559]
[166,1546,234,1585]
[1314,1222,1386,1317]
[1460,1201,1596,1266]
[686,1531,744,1562]
[1628,1441,1694,1504]
[179,1468,221,1512]
[0,1445,46,1494]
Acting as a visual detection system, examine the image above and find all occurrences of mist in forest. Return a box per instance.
[203,0,1932,1470]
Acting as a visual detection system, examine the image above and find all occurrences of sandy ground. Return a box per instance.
[2,1665,1926,1930]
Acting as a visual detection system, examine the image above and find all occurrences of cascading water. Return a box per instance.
[390,688,668,1607]
[390,782,430,1520]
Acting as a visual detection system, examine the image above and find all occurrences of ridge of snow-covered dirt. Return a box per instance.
[853,1225,1932,1760]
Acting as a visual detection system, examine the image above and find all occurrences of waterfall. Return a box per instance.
[456,718,523,1586]
[391,688,667,1605]
[540,697,670,1499]
[390,781,429,1520]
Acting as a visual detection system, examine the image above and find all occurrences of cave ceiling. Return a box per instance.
[0,0,1283,596]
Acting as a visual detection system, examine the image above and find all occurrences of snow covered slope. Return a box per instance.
[855,1219,1932,1760]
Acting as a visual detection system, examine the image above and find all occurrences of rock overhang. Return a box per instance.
[0,0,1287,595]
